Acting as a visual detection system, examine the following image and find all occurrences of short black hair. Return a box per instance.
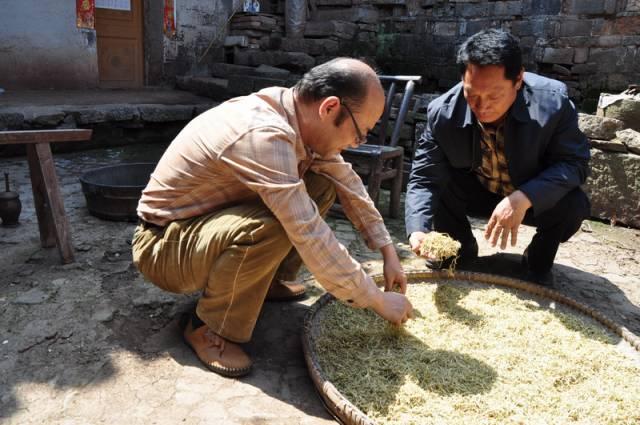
[293,57,374,113]
[456,29,523,83]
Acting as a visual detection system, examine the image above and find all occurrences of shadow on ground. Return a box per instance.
[158,299,335,421]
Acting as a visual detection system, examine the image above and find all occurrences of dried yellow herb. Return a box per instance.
[314,280,640,425]
[419,232,461,272]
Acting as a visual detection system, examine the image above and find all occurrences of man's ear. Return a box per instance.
[515,68,525,90]
[318,96,340,122]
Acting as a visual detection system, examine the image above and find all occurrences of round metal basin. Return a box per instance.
[79,163,156,222]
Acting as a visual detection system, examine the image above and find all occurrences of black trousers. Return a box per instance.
[433,169,591,274]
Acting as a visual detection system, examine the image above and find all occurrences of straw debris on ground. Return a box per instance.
[314,280,640,425]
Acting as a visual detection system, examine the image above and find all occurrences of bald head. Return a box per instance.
[293,58,382,113]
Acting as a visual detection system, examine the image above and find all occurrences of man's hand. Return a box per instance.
[369,290,414,326]
[410,231,440,261]
[485,190,532,249]
[380,244,407,294]
[409,231,427,255]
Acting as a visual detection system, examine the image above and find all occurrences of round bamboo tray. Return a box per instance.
[301,269,640,425]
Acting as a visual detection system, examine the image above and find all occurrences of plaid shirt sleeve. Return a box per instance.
[309,155,393,250]
[220,126,380,308]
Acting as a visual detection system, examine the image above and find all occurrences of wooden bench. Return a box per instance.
[0,129,93,264]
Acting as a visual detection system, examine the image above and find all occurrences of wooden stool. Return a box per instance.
[0,129,92,263]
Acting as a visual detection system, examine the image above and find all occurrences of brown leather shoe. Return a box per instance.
[183,318,252,377]
[266,279,306,302]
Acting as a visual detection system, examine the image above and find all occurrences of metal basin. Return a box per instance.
[79,163,156,222]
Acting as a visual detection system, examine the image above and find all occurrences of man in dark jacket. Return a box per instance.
[405,29,590,283]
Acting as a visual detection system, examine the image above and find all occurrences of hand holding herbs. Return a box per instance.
[418,232,461,261]
[412,232,462,272]
[369,290,414,326]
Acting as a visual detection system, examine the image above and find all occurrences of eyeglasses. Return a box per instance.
[340,100,367,146]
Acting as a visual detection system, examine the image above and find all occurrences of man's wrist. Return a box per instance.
[512,190,532,210]
[367,286,384,312]
[380,243,394,249]
[380,243,396,259]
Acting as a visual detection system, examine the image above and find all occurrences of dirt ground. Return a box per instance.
[1,143,639,424]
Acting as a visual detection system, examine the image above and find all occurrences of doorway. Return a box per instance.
[95,0,144,88]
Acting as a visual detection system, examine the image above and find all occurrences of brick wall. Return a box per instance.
[364,0,640,109]
[255,0,639,109]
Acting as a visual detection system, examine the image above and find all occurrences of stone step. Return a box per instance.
[234,50,315,72]
[230,13,279,32]
[210,63,291,80]
[311,6,379,24]
[176,76,230,101]
[227,75,290,96]
[230,28,282,38]
[586,148,640,228]
[597,92,640,132]
[280,37,340,56]
[232,13,279,26]
[177,70,293,99]
[314,0,352,5]
[579,113,625,141]
[304,20,358,39]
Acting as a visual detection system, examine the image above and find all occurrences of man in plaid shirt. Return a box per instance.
[133,58,413,377]
[406,29,590,285]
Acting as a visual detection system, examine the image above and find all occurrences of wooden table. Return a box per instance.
[0,129,93,264]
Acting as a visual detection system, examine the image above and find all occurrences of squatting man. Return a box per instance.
[406,29,590,284]
[132,58,414,377]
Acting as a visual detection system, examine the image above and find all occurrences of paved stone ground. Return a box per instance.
[1,143,639,424]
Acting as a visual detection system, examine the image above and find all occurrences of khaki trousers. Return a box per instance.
[132,172,336,343]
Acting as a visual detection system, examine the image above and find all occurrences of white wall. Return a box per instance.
[0,1,99,89]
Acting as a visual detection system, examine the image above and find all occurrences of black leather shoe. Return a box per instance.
[521,249,555,286]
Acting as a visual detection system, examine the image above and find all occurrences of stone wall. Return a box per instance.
[163,0,238,79]
[580,117,640,228]
[377,0,640,108]
[220,0,639,110]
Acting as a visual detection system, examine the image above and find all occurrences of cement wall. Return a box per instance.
[0,1,98,89]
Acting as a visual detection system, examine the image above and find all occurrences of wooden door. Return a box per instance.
[95,0,144,88]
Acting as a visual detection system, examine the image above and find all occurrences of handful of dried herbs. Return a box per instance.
[419,232,461,270]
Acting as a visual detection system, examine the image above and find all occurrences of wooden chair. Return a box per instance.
[340,75,421,218]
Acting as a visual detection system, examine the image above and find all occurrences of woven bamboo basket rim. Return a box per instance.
[301,269,640,425]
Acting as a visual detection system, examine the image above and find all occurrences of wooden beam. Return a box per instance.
[25,143,75,263]
[26,145,57,248]
[0,129,92,145]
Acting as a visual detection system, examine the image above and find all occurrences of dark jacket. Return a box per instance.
[405,72,590,236]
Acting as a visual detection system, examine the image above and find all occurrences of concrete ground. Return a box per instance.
[1,143,639,424]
